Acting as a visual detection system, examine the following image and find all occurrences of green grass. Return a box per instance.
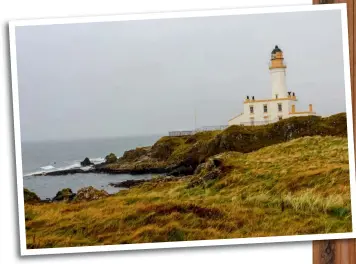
[25,136,352,249]
[106,113,348,172]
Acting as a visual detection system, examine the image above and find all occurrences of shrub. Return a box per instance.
[105,153,117,163]
[24,188,40,203]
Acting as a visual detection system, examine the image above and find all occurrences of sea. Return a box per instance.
[22,135,163,199]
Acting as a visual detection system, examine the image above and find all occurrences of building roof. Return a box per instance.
[271,45,282,54]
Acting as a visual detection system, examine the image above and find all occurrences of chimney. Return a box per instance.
[309,104,313,112]
[291,104,296,113]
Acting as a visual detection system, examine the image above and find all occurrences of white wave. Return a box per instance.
[24,157,106,177]
[90,157,105,164]
[24,171,44,177]
[61,163,81,170]
[40,165,55,170]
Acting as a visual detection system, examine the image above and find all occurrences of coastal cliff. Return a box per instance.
[23,112,352,248]
[31,113,347,177]
[100,112,348,175]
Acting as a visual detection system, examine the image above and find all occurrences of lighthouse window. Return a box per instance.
[250,106,254,114]
[263,105,268,113]
[278,103,282,112]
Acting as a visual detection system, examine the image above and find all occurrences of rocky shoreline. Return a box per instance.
[28,113,348,182]
[30,158,192,177]
[24,186,110,204]
[25,175,184,204]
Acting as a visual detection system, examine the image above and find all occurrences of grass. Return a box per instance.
[25,136,352,248]
[106,113,348,172]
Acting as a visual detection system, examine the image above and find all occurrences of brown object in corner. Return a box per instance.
[312,0,356,263]
[313,240,356,264]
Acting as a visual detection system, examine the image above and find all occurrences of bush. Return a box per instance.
[105,153,117,163]
[24,188,40,203]
[52,188,75,201]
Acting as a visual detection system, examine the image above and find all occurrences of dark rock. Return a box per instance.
[52,188,76,202]
[109,179,149,188]
[80,157,94,166]
[40,198,53,203]
[212,158,222,167]
[94,166,168,175]
[167,165,195,177]
[32,168,92,176]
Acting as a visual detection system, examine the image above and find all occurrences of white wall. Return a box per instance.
[270,68,288,98]
[228,99,293,125]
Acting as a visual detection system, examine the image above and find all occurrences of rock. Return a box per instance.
[24,188,41,203]
[212,158,222,167]
[52,188,76,202]
[105,153,117,164]
[32,168,92,176]
[80,157,94,166]
[119,147,150,162]
[74,186,109,201]
[194,159,215,175]
[109,179,149,188]
[167,165,195,177]
[187,169,222,189]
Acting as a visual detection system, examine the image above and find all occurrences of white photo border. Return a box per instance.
[8,3,356,256]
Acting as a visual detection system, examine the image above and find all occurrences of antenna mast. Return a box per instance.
[194,107,197,131]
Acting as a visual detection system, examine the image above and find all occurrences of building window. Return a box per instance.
[250,106,254,114]
[263,104,268,113]
[278,116,283,121]
[278,103,282,112]
[275,94,278,99]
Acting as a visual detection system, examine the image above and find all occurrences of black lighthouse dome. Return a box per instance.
[271,45,282,54]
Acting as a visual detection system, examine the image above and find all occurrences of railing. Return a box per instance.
[239,118,280,126]
[196,125,228,132]
[168,131,195,137]
[168,125,229,137]
[168,118,283,136]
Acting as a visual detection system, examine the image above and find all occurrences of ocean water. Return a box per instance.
[22,135,162,199]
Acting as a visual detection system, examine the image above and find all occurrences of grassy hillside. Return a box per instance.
[25,136,351,248]
[104,113,348,173]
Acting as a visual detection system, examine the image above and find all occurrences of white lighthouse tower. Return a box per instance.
[270,45,288,99]
[227,45,317,126]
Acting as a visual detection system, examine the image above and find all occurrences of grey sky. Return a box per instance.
[15,10,346,142]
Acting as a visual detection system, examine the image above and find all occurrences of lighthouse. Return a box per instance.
[227,45,317,126]
[269,45,288,99]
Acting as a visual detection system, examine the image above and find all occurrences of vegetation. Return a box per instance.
[105,153,117,164]
[25,135,352,248]
[105,113,348,173]
[24,188,40,203]
[74,187,109,202]
[52,188,75,202]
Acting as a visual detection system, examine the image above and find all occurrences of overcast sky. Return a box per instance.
[15,10,347,142]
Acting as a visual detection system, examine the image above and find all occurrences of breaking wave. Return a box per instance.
[24,157,105,177]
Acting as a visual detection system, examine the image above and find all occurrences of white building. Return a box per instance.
[228,45,316,126]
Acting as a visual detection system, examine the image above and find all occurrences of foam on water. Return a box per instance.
[24,157,105,177]
[40,165,55,170]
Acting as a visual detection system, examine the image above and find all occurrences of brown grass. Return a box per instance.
[25,136,352,248]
